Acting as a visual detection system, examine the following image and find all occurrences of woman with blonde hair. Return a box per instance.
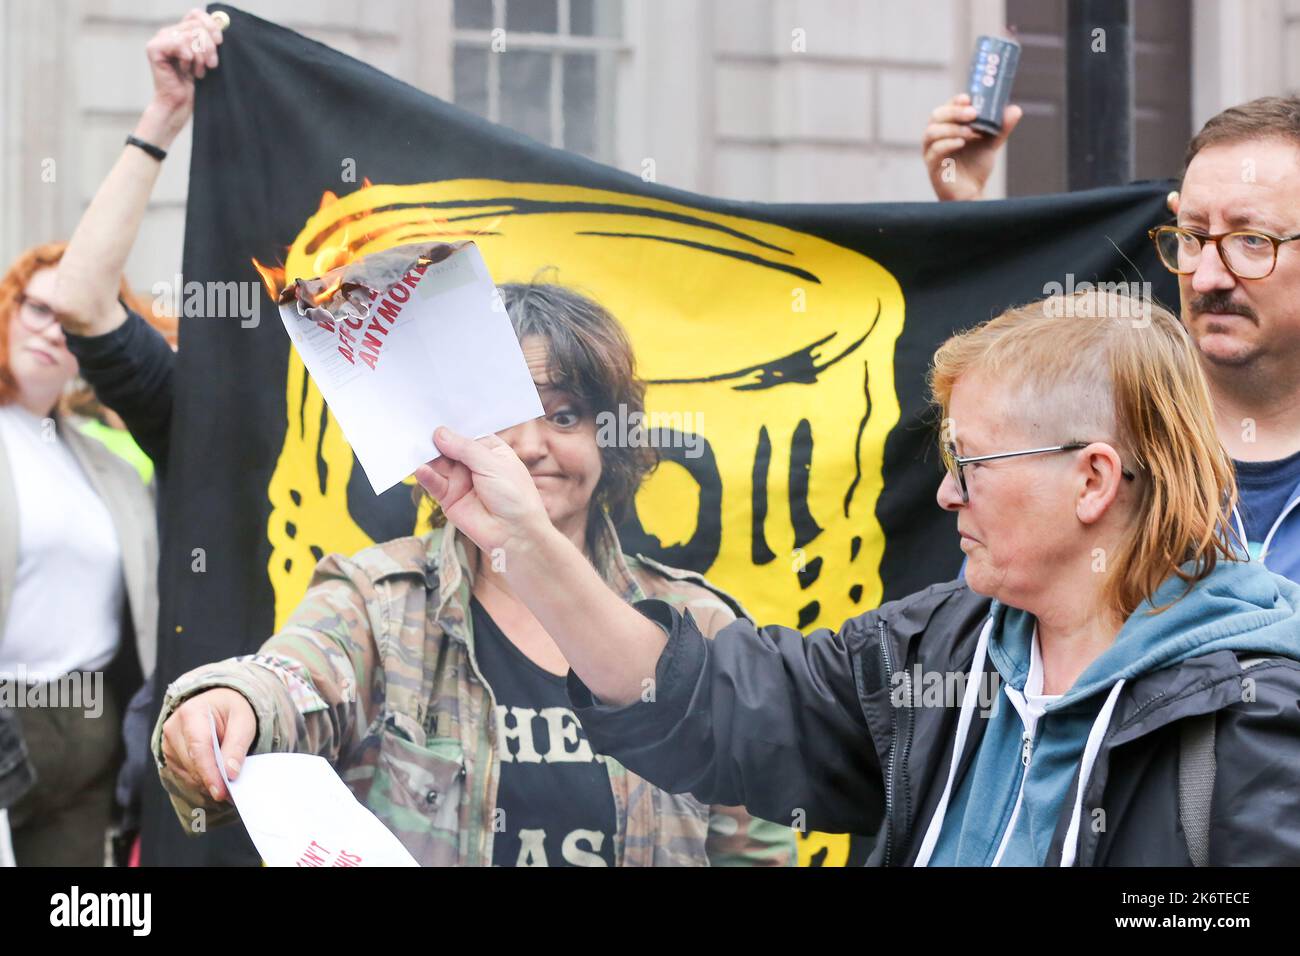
[416,288,1300,866]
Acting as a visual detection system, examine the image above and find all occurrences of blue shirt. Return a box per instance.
[1236,451,1300,560]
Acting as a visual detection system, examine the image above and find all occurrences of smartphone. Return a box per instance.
[966,35,1021,135]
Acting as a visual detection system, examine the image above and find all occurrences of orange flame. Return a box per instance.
[251,182,475,308]
[251,258,285,301]
[310,223,354,276]
[312,276,344,306]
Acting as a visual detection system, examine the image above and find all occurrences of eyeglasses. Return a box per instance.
[941,441,1136,504]
[1148,223,1300,281]
[15,293,58,333]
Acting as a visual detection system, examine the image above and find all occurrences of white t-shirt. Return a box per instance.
[0,405,124,678]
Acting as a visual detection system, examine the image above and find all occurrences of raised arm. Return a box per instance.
[52,9,223,334]
[54,9,222,332]
[922,93,1021,202]
[51,11,222,471]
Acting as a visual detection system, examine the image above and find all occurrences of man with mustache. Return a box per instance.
[925,95,1300,580]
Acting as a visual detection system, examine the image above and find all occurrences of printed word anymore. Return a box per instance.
[316,261,431,371]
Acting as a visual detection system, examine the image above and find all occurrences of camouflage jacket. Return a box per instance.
[151,516,795,866]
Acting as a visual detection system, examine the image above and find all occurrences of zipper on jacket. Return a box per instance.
[991,703,1039,866]
[462,621,500,868]
[878,620,906,866]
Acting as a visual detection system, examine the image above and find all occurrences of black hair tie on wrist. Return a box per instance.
[125,134,167,161]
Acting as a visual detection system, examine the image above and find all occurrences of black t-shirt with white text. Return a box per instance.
[471,597,617,867]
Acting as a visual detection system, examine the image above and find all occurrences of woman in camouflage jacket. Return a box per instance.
[152,282,794,867]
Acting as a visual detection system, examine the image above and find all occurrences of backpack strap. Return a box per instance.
[1178,655,1270,866]
[1177,714,1216,867]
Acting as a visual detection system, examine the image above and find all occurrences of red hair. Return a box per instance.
[0,242,161,411]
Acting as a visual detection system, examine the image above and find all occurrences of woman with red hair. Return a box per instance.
[0,241,159,866]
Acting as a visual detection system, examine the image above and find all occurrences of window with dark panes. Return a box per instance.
[453,0,625,161]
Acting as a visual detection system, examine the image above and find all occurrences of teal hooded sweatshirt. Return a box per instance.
[923,559,1300,866]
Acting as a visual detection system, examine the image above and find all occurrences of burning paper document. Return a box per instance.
[276,240,543,494]
[211,712,418,867]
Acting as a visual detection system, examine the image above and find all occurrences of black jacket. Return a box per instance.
[64,306,175,482]
[568,580,1300,865]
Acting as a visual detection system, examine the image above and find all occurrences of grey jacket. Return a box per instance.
[0,410,158,809]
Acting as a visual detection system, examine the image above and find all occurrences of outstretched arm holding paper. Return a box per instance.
[416,428,669,708]
[154,549,384,811]
[413,425,883,833]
